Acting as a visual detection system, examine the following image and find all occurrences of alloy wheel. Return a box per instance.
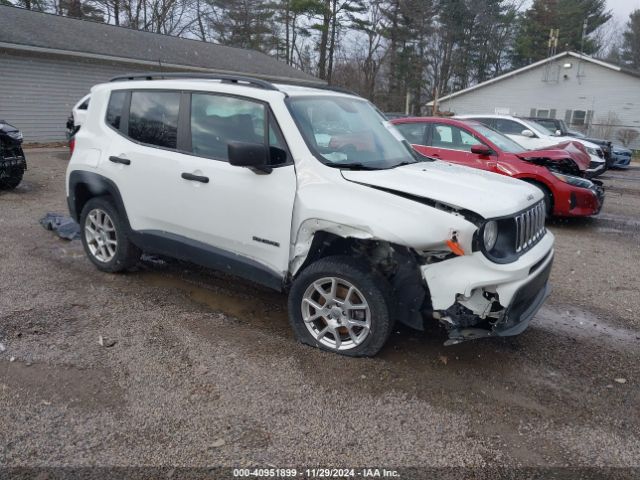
[301,276,371,351]
[84,208,118,263]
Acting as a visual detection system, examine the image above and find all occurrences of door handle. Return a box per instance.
[431,153,440,158]
[181,172,209,183]
[109,156,131,165]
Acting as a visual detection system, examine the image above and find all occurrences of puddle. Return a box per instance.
[140,268,289,331]
[549,213,640,236]
[136,260,640,356]
[533,306,640,353]
[596,212,640,230]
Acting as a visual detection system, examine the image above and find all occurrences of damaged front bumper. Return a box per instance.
[0,146,27,170]
[421,232,554,345]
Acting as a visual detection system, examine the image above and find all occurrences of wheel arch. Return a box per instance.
[517,176,555,214]
[290,225,431,331]
[68,171,130,229]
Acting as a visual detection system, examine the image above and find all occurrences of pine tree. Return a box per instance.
[512,0,611,67]
[621,9,640,69]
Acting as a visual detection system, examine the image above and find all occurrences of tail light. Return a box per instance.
[69,137,75,156]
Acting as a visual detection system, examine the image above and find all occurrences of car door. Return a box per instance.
[102,89,186,234]
[422,123,496,171]
[175,91,297,275]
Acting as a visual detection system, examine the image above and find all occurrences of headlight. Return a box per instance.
[483,220,498,251]
[551,172,594,189]
[586,147,598,155]
[7,131,23,141]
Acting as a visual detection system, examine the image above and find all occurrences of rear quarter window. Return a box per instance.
[106,91,127,130]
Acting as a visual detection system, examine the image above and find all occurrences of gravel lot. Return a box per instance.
[1,150,639,472]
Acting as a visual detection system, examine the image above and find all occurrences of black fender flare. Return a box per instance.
[67,170,131,230]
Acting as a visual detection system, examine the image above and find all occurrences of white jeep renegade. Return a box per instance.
[66,74,554,356]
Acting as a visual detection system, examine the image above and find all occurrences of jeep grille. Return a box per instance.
[515,202,546,253]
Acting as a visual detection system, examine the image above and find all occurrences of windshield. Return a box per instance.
[288,96,422,169]
[472,124,526,153]
[521,118,554,136]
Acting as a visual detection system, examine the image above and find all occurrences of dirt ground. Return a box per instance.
[1,150,639,473]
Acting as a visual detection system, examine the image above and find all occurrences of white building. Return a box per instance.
[429,51,640,149]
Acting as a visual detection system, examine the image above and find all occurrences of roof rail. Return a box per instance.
[108,72,360,97]
[109,72,279,91]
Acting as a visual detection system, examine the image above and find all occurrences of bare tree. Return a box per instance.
[591,112,620,140]
[617,128,640,147]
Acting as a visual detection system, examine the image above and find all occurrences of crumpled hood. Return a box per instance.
[341,161,542,219]
[517,141,590,171]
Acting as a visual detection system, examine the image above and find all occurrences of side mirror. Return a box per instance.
[521,129,535,138]
[471,144,493,156]
[555,129,562,136]
[228,141,271,174]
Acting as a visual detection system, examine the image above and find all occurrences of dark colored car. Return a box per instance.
[525,117,613,167]
[0,120,27,190]
[391,117,604,217]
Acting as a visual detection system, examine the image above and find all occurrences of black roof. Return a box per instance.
[0,5,322,84]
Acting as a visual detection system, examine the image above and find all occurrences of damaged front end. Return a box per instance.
[518,155,582,177]
[435,256,552,345]
[420,200,555,346]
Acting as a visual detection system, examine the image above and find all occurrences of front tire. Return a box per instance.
[0,166,24,190]
[288,256,395,357]
[79,197,140,273]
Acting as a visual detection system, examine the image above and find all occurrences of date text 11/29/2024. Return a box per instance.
[233,468,400,477]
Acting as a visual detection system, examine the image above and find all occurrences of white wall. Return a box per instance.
[438,55,640,149]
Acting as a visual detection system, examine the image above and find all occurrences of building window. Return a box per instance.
[571,110,587,126]
[529,108,556,119]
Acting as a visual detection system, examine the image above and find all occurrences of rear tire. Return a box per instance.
[79,197,140,273]
[288,256,395,357]
[0,166,24,190]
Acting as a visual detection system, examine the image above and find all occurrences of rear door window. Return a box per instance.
[495,119,526,135]
[128,91,180,149]
[394,123,427,145]
[432,124,482,152]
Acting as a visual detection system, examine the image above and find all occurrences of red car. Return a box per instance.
[390,117,604,217]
